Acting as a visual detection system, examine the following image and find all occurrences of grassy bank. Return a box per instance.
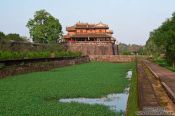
[0,51,82,60]
[0,62,134,116]
[126,63,138,116]
[154,58,175,72]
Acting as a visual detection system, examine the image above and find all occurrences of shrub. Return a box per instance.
[0,50,82,60]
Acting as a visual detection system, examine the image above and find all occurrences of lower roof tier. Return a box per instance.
[64,33,112,39]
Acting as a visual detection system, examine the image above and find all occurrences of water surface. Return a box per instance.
[59,71,132,112]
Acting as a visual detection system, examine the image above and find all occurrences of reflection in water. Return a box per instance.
[59,71,132,113]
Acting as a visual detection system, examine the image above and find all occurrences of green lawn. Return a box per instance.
[0,62,134,116]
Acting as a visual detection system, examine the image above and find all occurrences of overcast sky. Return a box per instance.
[0,0,175,45]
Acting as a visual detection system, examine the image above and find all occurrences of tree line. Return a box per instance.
[145,12,175,67]
[0,9,62,44]
[0,32,28,42]
[118,43,143,55]
[0,10,82,60]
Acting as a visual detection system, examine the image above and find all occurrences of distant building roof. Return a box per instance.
[66,26,76,31]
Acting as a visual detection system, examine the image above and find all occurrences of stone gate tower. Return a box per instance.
[64,22,118,55]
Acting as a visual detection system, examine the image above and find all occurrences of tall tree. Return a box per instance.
[145,12,175,66]
[26,10,62,43]
[0,31,5,39]
[165,30,175,67]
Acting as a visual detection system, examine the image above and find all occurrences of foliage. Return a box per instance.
[137,47,145,55]
[122,51,132,55]
[26,9,62,43]
[0,62,134,116]
[127,63,138,116]
[0,31,5,39]
[154,58,175,72]
[5,33,28,42]
[55,51,82,57]
[144,38,161,59]
[0,31,28,42]
[0,38,82,60]
[0,39,64,52]
[145,12,175,66]
[0,51,82,60]
[118,43,143,55]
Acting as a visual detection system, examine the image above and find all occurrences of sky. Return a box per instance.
[0,0,175,45]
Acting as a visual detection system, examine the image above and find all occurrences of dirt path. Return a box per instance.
[137,59,175,115]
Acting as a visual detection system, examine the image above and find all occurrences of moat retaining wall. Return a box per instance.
[0,56,90,79]
[89,55,135,63]
[0,55,136,79]
[66,42,118,55]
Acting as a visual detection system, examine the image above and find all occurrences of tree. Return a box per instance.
[5,33,27,42]
[0,31,5,39]
[165,30,175,67]
[145,12,175,66]
[26,9,62,43]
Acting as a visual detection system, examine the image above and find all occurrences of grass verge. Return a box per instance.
[126,63,138,116]
[154,59,175,72]
[0,62,134,116]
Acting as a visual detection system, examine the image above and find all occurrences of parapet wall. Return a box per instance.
[89,55,135,63]
[66,42,117,55]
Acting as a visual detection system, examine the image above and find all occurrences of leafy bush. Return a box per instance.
[0,31,5,39]
[0,50,82,60]
[154,58,175,72]
[55,51,82,57]
[122,51,132,55]
[0,38,82,60]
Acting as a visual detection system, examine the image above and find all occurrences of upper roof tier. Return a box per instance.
[66,22,109,31]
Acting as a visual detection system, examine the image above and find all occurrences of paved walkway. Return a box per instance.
[143,60,175,103]
[137,59,175,115]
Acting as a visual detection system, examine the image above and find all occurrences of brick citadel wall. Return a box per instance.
[66,42,117,55]
[89,55,135,63]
